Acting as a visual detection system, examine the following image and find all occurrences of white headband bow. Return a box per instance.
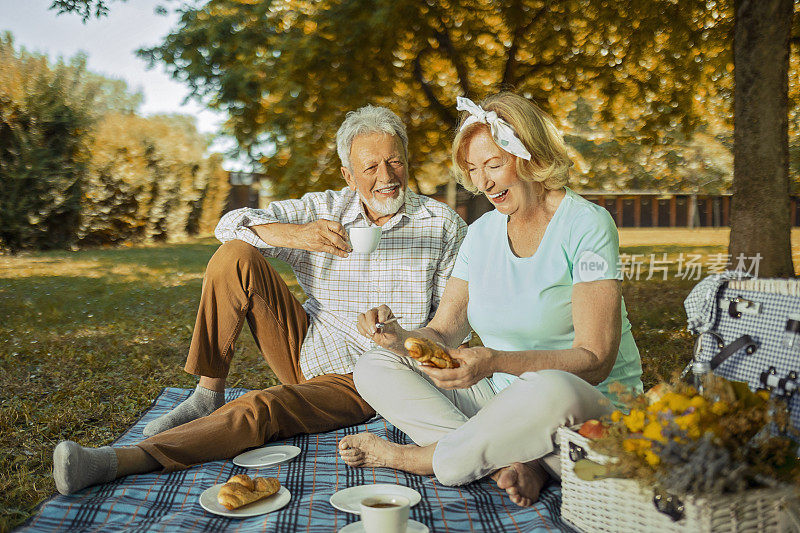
[456,96,532,161]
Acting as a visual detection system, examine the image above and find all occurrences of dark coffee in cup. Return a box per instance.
[360,495,410,533]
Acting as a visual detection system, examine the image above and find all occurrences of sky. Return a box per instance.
[0,0,242,166]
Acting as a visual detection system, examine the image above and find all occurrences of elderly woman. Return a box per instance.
[338,92,643,507]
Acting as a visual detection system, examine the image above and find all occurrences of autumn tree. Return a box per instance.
[138,0,733,197]
[59,0,800,272]
[0,34,229,251]
[191,152,231,236]
[80,112,229,244]
[0,34,95,252]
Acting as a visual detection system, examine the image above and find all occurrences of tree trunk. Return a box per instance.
[730,0,795,277]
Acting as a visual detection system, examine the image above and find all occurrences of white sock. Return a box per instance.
[142,384,225,437]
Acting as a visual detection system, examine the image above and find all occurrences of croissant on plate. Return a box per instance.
[217,474,281,510]
[404,337,460,369]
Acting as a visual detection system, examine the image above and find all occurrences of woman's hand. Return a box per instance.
[418,346,496,389]
[357,304,407,353]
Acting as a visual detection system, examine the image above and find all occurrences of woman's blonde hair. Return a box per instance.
[451,92,571,194]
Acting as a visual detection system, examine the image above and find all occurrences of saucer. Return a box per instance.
[339,519,429,533]
[330,484,421,515]
[232,445,301,468]
[199,484,291,518]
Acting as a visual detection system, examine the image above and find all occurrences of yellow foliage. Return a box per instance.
[689,396,708,410]
[623,437,651,453]
[643,420,666,443]
[674,413,702,439]
[591,375,800,495]
[660,392,692,414]
[622,409,646,433]
[82,112,228,242]
[643,450,661,466]
[711,401,730,416]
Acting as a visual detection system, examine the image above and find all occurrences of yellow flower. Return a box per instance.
[623,437,650,453]
[674,412,699,429]
[643,420,666,442]
[644,450,661,466]
[663,392,692,414]
[647,399,667,414]
[623,409,646,433]
[674,412,702,439]
[711,401,729,416]
[611,410,623,423]
[689,396,708,410]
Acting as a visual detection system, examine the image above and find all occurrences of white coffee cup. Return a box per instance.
[348,226,382,254]
[359,495,410,533]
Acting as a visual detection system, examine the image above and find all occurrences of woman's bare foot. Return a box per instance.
[338,433,404,468]
[492,460,549,507]
[338,433,435,475]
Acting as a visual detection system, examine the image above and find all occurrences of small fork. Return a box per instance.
[375,316,400,332]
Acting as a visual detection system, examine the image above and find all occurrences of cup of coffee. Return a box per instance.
[348,226,382,254]
[359,495,410,533]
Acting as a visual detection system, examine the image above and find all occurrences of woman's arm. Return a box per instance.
[357,277,472,354]
[421,279,622,389]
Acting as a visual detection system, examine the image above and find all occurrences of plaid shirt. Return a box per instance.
[215,187,467,379]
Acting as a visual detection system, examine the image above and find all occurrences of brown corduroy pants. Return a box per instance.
[137,240,375,471]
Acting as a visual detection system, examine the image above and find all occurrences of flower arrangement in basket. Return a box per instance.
[574,373,800,497]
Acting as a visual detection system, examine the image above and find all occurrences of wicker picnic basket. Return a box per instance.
[558,426,799,532]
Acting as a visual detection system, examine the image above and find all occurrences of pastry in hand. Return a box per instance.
[404,337,460,368]
[217,474,281,510]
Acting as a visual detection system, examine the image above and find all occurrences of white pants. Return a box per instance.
[353,348,614,486]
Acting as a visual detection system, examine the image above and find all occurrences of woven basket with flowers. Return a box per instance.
[559,375,800,532]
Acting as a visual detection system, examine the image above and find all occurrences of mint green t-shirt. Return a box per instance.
[451,187,643,403]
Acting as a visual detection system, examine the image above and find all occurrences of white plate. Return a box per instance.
[232,445,301,468]
[199,484,291,518]
[330,484,422,515]
[339,519,429,533]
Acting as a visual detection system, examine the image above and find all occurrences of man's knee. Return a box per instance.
[226,389,275,420]
[205,240,264,281]
[223,388,296,430]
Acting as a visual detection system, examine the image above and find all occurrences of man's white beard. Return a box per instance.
[360,187,406,216]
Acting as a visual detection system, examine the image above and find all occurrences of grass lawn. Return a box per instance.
[0,228,794,531]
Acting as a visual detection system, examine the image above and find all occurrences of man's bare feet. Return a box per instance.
[338,433,404,468]
[492,460,549,507]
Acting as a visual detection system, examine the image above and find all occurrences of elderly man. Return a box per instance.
[52,105,467,494]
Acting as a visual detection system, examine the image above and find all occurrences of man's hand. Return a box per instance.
[294,220,352,257]
[357,304,406,353]
[252,220,352,257]
[418,346,495,389]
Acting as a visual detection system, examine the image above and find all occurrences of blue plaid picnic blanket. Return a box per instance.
[19,388,575,532]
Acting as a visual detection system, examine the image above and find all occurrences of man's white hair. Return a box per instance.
[336,105,409,172]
